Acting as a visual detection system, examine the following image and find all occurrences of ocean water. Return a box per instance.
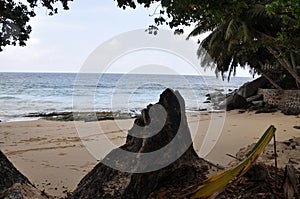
[0,72,253,121]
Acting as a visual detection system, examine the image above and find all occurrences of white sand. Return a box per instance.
[1,111,299,197]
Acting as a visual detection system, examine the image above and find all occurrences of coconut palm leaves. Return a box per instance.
[194,4,276,71]
[191,2,300,87]
[189,125,276,199]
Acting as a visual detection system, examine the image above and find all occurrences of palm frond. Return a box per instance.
[241,21,251,42]
[188,23,208,39]
[200,33,213,50]
[247,4,268,19]
[189,125,276,199]
[225,19,240,41]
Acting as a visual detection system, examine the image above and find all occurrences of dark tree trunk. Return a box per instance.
[69,89,210,199]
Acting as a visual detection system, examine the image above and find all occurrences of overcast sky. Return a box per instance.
[0,0,252,76]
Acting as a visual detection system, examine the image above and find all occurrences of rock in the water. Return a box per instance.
[25,111,135,121]
[0,151,49,199]
[237,77,268,98]
[209,91,225,101]
[69,88,209,199]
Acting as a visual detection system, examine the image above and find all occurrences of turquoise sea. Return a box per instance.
[0,72,253,122]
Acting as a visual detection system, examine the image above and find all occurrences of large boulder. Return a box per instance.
[222,93,248,110]
[237,76,268,98]
[69,88,209,199]
[282,107,300,115]
[246,94,263,103]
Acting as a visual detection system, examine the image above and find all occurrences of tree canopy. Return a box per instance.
[0,0,72,51]
[115,0,300,88]
[1,0,300,88]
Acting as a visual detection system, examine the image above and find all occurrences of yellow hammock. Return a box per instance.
[190,125,276,199]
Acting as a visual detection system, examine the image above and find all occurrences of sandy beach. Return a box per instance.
[1,110,299,198]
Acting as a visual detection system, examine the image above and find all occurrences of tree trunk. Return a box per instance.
[282,164,299,199]
[258,32,300,87]
[69,89,210,199]
[290,53,300,88]
[267,46,300,86]
[257,63,283,90]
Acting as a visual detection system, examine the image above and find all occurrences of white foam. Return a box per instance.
[1,117,41,123]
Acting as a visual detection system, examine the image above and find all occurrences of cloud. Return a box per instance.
[0,37,57,62]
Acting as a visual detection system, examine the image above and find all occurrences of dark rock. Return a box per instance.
[255,106,278,114]
[0,151,30,192]
[1,186,23,199]
[209,91,224,98]
[25,111,135,122]
[251,100,264,107]
[246,94,263,103]
[221,93,248,110]
[203,100,211,104]
[206,91,226,104]
[237,77,268,98]
[0,151,49,199]
[282,107,300,116]
[69,89,209,199]
[214,88,224,92]
[213,96,226,104]
[210,92,226,108]
[199,108,207,111]
[244,164,268,181]
[293,126,300,130]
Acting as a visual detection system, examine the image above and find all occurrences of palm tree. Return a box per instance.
[189,2,300,88]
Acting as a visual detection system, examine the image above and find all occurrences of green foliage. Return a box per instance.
[116,0,300,86]
[115,0,249,34]
[0,0,72,51]
[266,0,300,27]
[1,0,299,86]
[265,0,300,52]
[192,2,285,80]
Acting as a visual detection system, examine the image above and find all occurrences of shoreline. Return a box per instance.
[0,109,226,123]
[0,111,137,123]
[1,110,299,197]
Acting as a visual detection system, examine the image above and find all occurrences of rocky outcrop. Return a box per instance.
[220,93,248,110]
[237,76,268,98]
[246,94,263,103]
[25,111,135,122]
[0,151,49,199]
[211,77,271,111]
[69,89,209,199]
